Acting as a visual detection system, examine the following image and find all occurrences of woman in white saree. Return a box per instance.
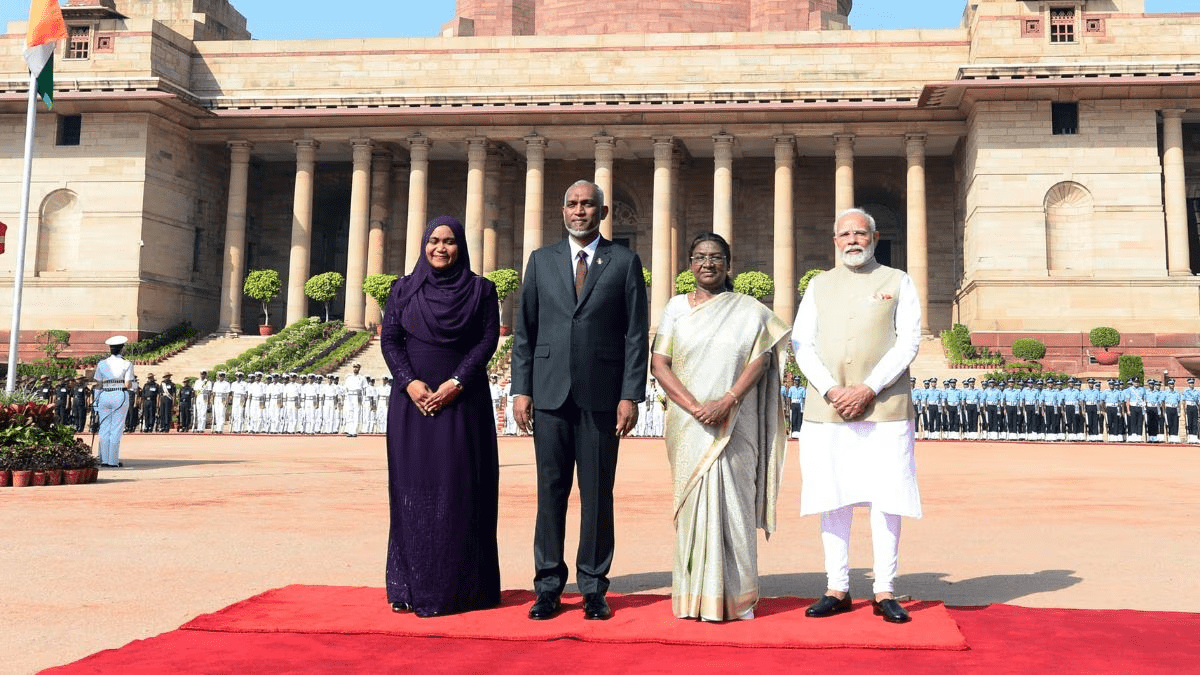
[651,233,790,622]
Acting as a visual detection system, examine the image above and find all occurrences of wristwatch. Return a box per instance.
[450,377,464,390]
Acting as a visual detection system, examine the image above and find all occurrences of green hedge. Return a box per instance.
[307,330,372,374]
[1118,355,1144,383]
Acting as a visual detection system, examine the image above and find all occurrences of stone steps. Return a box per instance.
[148,334,270,379]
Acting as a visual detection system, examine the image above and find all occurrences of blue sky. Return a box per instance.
[5,1,1197,40]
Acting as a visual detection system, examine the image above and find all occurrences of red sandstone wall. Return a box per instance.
[455,0,848,36]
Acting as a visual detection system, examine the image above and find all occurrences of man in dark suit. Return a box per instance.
[511,179,649,622]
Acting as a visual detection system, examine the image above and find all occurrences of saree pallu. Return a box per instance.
[653,293,789,620]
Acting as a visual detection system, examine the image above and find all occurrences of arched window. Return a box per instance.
[1044,182,1093,275]
[36,189,82,274]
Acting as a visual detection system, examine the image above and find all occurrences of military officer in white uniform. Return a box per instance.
[93,335,134,467]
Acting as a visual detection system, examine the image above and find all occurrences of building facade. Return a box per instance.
[1,0,1198,359]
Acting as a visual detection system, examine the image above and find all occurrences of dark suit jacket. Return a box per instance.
[510,237,649,412]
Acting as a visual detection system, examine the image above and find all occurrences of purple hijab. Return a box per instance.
[396,216,488,344]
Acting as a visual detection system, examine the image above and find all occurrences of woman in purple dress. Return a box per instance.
[380,215,501,617]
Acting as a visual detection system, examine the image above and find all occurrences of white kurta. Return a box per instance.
[793,272,923,518]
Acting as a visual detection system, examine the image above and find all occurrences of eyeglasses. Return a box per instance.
[689,254,727,265]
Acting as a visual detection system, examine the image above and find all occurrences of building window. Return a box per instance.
[57,115,82,146]
[65,25,91,59]
[1049,8,1076,43]
[1052,103,1078,135]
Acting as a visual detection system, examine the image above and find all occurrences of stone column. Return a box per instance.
[404,135,431,274]
[499,162,518,331]
[365,150,392,327]
[671,146,684,284]
[651,137,675,332]
[482,145,502,274]
[834,133,856,214]
[285,140,317,327]
[773,135,796,324]
[521,134,546,276]
[218,140,252,335]
[1163,109,1191,276]
[906,133,931,335]
[713,132,735,246]
[390,155,409,274]
[594,133,616,239]
[344,139,373,330]
[465,137,488,275]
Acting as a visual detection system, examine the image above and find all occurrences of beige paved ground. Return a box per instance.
[3,433,1198,674]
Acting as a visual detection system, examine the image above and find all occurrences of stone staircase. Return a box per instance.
[147,334,270,379]
[331,335,388,381]
[908,336,994,384]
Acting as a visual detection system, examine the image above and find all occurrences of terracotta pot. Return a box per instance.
[11,470,32,487]
[47,469,63,486]
[0,469,9,487]
[31,471,49,487]
[64,469,85,485]
[499,325,511,337]
[86,466,99,483]
[259,324,273,336]
[1095,350,1119,366]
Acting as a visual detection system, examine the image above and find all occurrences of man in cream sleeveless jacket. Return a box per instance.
[792,208,922,624]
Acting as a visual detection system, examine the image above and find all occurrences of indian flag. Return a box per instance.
[24,0,68,108]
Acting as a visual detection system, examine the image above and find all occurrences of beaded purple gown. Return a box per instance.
[380,260,501,617]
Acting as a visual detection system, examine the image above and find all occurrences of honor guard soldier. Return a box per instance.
[230,372,248,433]
[1125,377,1146,442]
[982,379,1000,440]
[71,376,90,433]
[961,378,980,439]
[211,371,231,433]
[787,375,807,439]
[377,376,391,434]
[944,379,962,440]
[266,373,284,433]
[1062,379,1082,442]
[302,374,320,434]
[158,373,177,432]
[140,373,160,432]
[1043,380,1062,441]
[1000,379,1019,440]
[54,378,71,425]
[343,364,365,437]
[1082,379,1102,441]
[1162,379,1181,443]
[1184,378,1199,443]
[178,377,194,432]
[36,377,53,408]
[193,371,212,432]
[1103,379,1125,442]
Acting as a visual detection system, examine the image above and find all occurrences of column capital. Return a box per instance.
[774,135,795,163]
[713,132,735,161]
[905,133,927,162]
[593,133,615,162]
[593,133,616,147]
[467,136,489,162]
[293,139,319,151]
[833,133,855,147]
[525,135,546,163]
[351,138,374,164]
[408,133,432,148]
[227,140,253,158]
[1162,108,1187,120]
[653,136,675,162]
[904,132,928,145]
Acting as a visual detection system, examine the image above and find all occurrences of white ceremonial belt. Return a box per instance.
[101,384,125,390]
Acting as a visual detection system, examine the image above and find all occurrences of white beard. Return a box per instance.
[565,223,599,239]
[840,240,876,269]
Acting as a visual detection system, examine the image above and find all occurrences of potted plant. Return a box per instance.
[0,446,12,487]
[484,269,519,336]
[1089,326,1121,366]
[8,446,33,487]
[796,268,824,300]
[305,271,345,323]
[363,273,399,335]
[244,269,282,335]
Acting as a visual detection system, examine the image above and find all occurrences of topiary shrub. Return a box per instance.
[1118,354,1144,383]
[796,268,824,299]
[1089,326,1121,351]
[363,273,399,313]
[641,267,651,288]
[305,271,344,322]
[244,269,282,326]
[675,270,696,295]
[733,271,773,299]
[484,268,519,303]
[1011,337,1046,362]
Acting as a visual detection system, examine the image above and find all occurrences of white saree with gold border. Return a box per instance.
[653,292,790,620]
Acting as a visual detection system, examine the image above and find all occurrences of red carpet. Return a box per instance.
[179,585,966,650]
[43,587,1200,674]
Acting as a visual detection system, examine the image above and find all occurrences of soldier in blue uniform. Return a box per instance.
[1043,380,1062,441]
[1125,377,1145,442]
[1161,379,1181,443]
[926,378,943,440]
[1002,379,1021,440]
[962,377,981,440]
[1081,379,1102,442]
[910,376,921,438]
[1184,378,1199,443]
[786,375,806,439]
[1062,379,1082,442]
[1019,379,1039,441]
[1146,379,1164,442]
[944,379,962,440]
[983,379,1002,440]
[1103,379,1125,442]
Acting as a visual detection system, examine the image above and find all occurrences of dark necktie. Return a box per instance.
[575,250,588,299]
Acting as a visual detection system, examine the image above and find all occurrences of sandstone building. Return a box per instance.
[1,0,1198,369]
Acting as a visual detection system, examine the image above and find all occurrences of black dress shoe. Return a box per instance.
[871,597,911,623]
[582,593,612,620]
[390,601,412,613]
[528,592,561,620]
[805,594,852,617]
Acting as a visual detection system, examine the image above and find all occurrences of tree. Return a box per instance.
[733,271,773,299]
[485,268,520,302]
[243,269,282,327]
[305,271,345,322]
[363,274,399,314]
[1089,326,1121,351]
[35,329,71,361]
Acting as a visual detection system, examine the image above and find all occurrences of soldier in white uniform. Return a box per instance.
[230,372,248,433]
[361,377,378,434]
[489,375,503,432]
[266,374,283,433]
[342,363,365,437]
[93,335,134,467]
[211,371,231,433]
[247,372,265,433]
[502,379,518,436]
[643,378,665,436]
[192,371,211,432]
[376,376,391,434]
[283,373,301,433]
[301,374,320,434]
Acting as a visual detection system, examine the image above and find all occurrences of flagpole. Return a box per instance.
[6,74,39,394]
